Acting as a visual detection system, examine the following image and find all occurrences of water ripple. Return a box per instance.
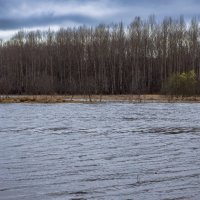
[0,103,200,200]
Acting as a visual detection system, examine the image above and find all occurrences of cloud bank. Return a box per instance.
[0,0,200,39]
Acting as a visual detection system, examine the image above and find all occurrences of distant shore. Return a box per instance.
[0,95,200,103]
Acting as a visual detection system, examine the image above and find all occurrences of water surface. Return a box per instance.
[0,103,200,200]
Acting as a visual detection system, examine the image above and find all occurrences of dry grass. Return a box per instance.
[0,94,200,104]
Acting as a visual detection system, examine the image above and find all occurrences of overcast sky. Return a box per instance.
[0,0,200,39]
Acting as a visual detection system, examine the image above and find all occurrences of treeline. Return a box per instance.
[0,16,200,95]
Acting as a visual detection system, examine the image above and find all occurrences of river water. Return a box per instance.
[0,103,200,200]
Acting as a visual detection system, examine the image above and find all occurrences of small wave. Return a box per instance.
[149,127,200,134]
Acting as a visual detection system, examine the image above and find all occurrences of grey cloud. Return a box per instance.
[0,0,200,31]
[0,14,96,30]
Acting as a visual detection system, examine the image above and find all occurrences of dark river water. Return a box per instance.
[0,103,200,200]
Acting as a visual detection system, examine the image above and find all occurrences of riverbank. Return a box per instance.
[0,94,200,103]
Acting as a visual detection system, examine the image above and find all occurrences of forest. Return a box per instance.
[0,16,200,95]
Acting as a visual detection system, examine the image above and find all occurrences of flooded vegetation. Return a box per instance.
[0,103,200,199]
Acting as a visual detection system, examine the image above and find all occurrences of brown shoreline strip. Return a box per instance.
[0,95,200,103]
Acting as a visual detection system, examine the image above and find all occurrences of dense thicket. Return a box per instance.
[0,16,200,95]
[163,70,198,96]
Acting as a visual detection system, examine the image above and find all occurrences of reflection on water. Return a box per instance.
[0,103,200,200]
